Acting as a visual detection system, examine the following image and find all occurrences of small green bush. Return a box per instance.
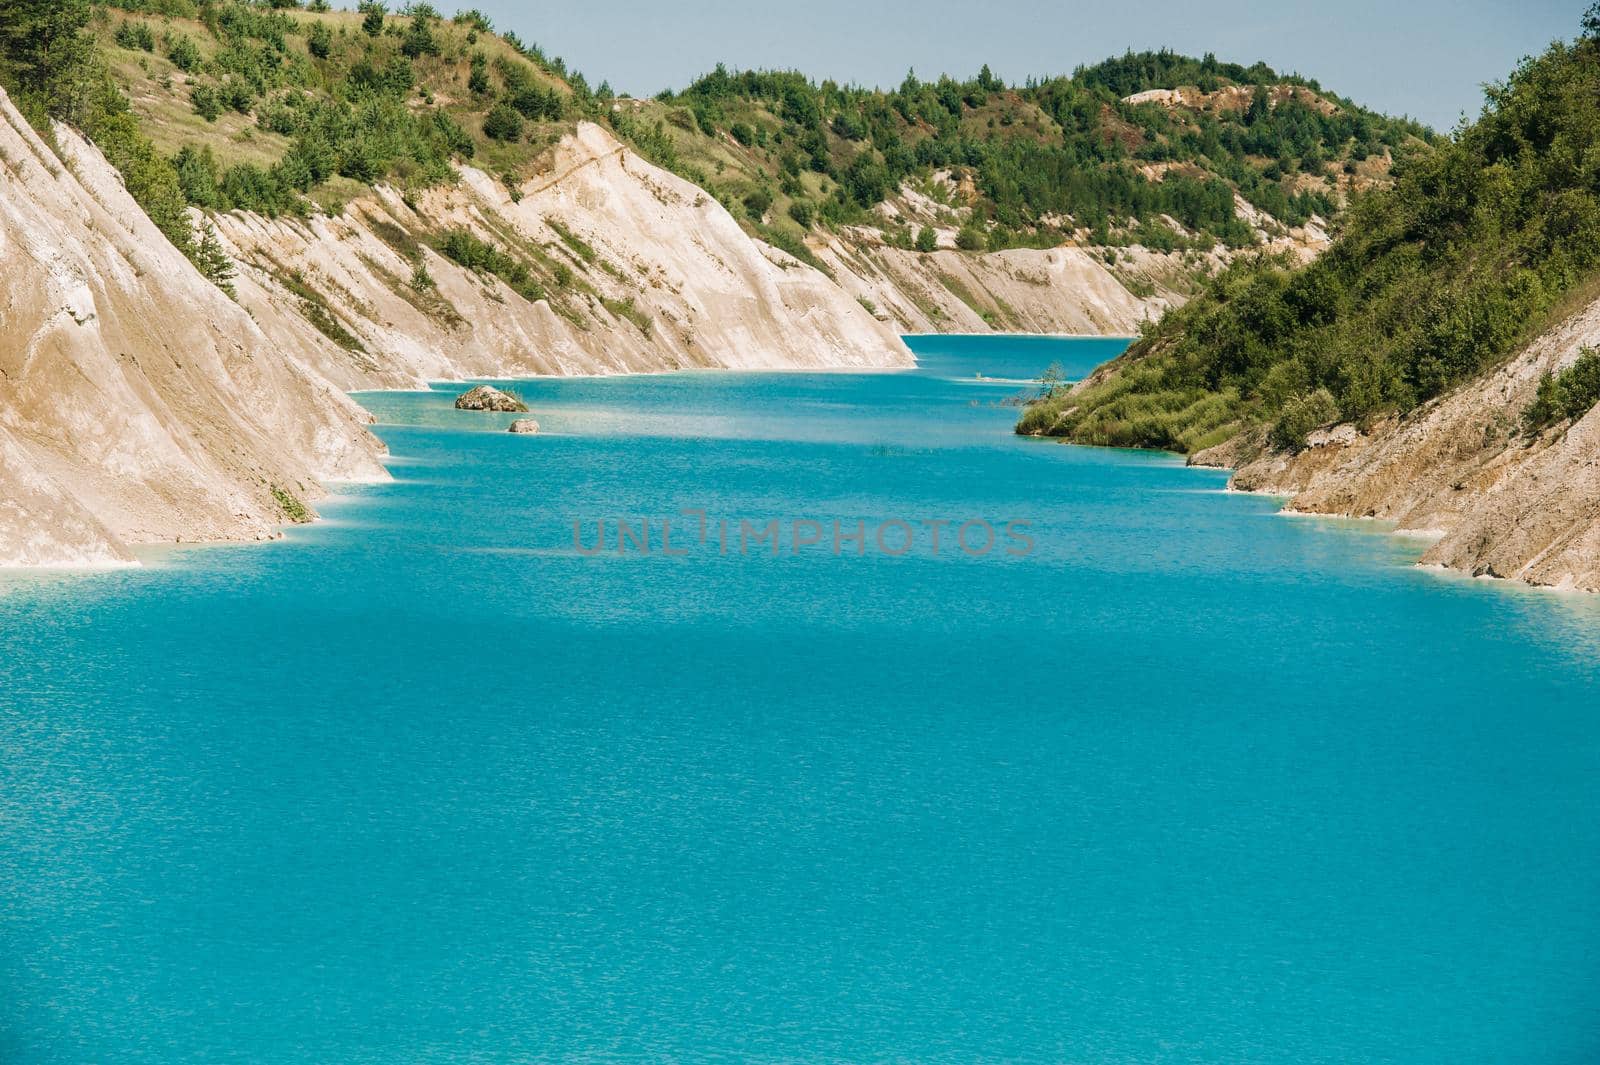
[165,33,202,72]
[482,101,524,141]
[1525,348,1600,432]
[743,186,772,221]
[955,225,987,251]
[307,23,332,60]
[191,83,222,122]
[114,21,156,53]
[1269,388,1339,451]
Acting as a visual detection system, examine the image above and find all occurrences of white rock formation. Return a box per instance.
[0,102,912,567]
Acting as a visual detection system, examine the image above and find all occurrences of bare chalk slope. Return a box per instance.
[0,94,386,568]
[215,123,912,390]
[0,99,911,568]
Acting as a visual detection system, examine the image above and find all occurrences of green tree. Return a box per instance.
[468,52,490,95]
[743,186,773,220]
[0,0,93,113]
[360,2,386,37]
[191,83,221,122]
[400,13,439,58]
[482,100,524,141]
[955,224,986,251]
[166,33,202,73]
[114,21,156,53]
[915,225,938,253]
[1526,348,1600,431]
[307,23,332,60]
[173,144,223,207]
[193,219,237,299]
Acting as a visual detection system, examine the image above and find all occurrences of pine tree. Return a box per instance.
[468,53,490,95]
[307,23,332,60]
[400,13,439,59]
[360,2,386,38]
[0,0,93,110]
[193,219,237,300]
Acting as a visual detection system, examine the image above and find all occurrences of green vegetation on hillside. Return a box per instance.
[1526,348,1600,432]
[4,0,1433,310]
[646,51,1430,252]
[1020,10,1600,452]
[85,1,588,216]
[0,0,214,281]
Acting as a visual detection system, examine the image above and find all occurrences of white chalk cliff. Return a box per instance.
[0,91,911,567]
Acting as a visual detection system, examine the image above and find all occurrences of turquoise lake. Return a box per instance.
[2,334,1599,1062]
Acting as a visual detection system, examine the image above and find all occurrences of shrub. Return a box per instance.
[306,23,332,60]
[410,259,435,292]
[1525,348,1600,432]
[166,33,202,72]
[1269,388,1339,451]
[193,219,236,298]
[400,13,439,59]
[173,144,222,206]
[468,53,491,95]
[915,225,938,253]
[191,83,222,121]
[743,186,773,221]
[508,84,562,121]
[482,101,524,141]
[438,230,545,301]
[955,225,986,251]
[115,21,156,53]
[787,200,814,228]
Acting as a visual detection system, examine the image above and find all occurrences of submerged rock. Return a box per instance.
[455,385,528,413]
[508,419,541,435]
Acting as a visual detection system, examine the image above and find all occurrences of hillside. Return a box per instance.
[646,51,1426,251]
[1019,14,1600,591]
[71,3,1431,334]
[0,1,908,566]
[625,51,1430,329]
[0,0,1441,564]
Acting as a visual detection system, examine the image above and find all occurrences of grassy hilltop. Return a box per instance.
[635,53,1429,260]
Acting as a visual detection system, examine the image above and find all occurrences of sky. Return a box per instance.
[466,0,1578,132]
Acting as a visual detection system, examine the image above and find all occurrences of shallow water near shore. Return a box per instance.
[3,335,1599,1063]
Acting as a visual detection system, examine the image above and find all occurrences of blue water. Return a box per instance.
[3,335,1599,1063]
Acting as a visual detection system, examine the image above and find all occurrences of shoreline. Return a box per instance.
[905,332,1138,341]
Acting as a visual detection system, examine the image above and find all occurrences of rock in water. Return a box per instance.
[508,419,541,435]
[455,385,529,413]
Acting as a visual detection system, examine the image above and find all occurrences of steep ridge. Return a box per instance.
[0,91,909,568]
[0,90,386,567]
[214,121,909,390]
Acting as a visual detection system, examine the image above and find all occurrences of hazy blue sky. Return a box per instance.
[467,0,1578,131]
